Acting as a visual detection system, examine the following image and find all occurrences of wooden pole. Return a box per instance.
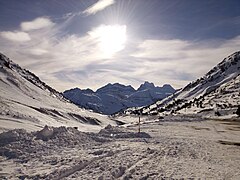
[138,116,141,133]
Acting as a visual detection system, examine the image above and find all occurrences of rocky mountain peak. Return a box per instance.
[64,81,176,115]
[96,82,135,94]
[138,81,155,91]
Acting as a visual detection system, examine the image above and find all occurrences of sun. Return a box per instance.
[99,25,127,55]
[90,25,127,57]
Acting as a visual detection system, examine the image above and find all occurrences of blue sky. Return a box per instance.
[0,0,240,91]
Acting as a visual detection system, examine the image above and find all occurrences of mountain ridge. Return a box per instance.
[63,81,176,115]
[0,53,64,100]
[0,53,118,132]
[121,51,240,117]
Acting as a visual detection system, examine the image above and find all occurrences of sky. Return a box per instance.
[0,0,240,91]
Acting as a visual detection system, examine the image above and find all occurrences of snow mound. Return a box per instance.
[0,129,31,146]
[35,125,93,143]
[0,126,96,160]
[99,124,151,138]
[0,125,151,161]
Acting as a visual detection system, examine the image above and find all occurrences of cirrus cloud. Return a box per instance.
[130,36,240,87]
[131,39,190,59]
[0,15,240,91]
[82,0,115,16]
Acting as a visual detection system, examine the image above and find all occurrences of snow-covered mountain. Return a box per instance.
[122,51,240,117]
[63,82,176,115]
[0,53,118,132]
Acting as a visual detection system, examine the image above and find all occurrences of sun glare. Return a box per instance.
[91,25,127,57]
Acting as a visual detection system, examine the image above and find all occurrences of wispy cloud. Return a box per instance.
[21,17,54,31]
[0,31,31,42]
[131,39,189,59]
[82,0,115,16]
[130,36,240,87]
[0,15,239,91]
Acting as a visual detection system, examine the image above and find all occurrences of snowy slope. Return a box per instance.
[1,119,240,179]
[0,53,118,132]
[63,82,176,115]
[121,51,240,117]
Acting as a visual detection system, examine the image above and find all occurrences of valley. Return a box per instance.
[0,51,239,179]
[1,1,240,179]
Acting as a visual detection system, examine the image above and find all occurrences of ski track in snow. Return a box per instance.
[0,118,240,180]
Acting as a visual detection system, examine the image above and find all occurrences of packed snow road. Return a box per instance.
[0,118,240,179]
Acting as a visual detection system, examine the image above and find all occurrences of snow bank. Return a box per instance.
[99,124,151,138]
[0,126,96,160]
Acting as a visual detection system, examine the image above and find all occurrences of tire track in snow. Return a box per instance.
[52,149,129,180]
[116,147,159,179]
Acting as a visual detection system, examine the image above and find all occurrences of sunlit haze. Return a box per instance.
[91,24,127,57]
